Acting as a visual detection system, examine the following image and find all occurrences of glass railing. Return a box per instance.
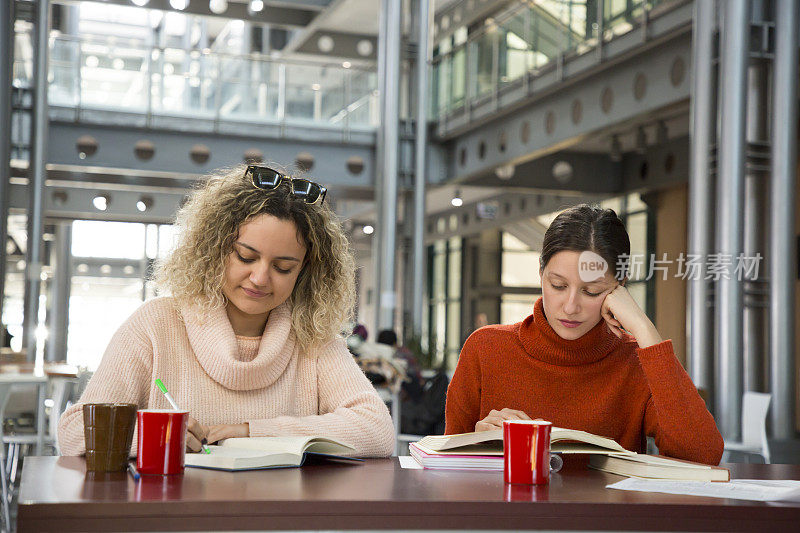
[430,0,673,117]
[13,32,379,131]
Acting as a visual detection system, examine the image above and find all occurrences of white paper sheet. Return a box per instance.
[398,456,423,469]
[607,478,800,502]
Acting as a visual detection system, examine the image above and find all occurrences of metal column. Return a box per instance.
[0,0,13,330]
[23,0,51,362]
[714,0,750,441]
[769,0,798,440]
[687,0,716,404]
[742,0,770,394]
[411,0,431,338]
[46,223,71,363]
[374,0,401,330]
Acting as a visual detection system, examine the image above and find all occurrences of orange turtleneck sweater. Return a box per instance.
[445,298,724,465]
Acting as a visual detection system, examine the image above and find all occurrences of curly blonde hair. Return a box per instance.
[154,164,356,349]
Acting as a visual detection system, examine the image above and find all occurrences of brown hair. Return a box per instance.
[540,204,631,279]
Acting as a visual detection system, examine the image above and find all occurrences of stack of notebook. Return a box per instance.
[409,440,503,471]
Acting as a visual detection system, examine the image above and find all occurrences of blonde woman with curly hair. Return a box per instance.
[58,164,395,457]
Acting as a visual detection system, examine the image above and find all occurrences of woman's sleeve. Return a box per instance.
[444,334,482,434]
[246,338,395,457]
[638,340,724,465]
[56,322,153,456]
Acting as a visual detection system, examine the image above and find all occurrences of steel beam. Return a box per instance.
[425,191,605,244]
[293,31,378,60]
[45,121,376,191]
[6,179,188,224]
[80,0,318,27]
[444,35,692,185]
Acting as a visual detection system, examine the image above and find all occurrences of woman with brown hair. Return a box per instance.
[445,204,723,465]
[58,164,394,457]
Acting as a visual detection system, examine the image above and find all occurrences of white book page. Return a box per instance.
[219,436,353,456]
[607,478,800,502]
[220,436,316,455]
[398,456,424,469]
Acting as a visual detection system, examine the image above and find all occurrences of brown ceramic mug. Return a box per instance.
[83,403,137,472]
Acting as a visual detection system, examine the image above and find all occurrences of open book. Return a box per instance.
[184,436,362,471]
[416,427,634,456]
[589,454,730,482]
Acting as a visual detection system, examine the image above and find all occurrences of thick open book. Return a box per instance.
[416,427,634,456]
[184,436,362,471]
[589,454,730,482]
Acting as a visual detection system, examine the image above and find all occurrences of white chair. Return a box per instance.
[722,392,771,463]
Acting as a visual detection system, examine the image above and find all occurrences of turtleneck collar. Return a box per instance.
[181,301,296,390]
[518,297,622,366]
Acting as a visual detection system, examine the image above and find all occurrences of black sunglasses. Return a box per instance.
[246,165,328,205]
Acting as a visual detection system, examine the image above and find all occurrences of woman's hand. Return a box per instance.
[185,416,209,453]
[475,408,531,432]
[601,285,663,348]
[205,422,250,445]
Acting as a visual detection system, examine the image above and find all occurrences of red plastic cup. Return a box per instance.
[136,409,189,475]
[503,419,552,485]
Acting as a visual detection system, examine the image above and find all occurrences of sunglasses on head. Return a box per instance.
[246,165,328,205]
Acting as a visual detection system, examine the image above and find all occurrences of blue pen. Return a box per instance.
[127,462,140,481]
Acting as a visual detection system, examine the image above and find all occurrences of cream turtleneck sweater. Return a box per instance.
[57,297,395,457]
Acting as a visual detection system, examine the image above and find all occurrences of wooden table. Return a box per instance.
[16,457,800,532]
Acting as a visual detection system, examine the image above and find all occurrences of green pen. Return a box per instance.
[155,378,211,454]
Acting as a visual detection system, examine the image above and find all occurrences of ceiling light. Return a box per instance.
[137,196,154,212]
[362,225,374,235]
[451,189,463,208]
[92,195,110,211]
[311,83,321,91]
[249,0,264,12]
[208,0,228,14]
[170,0,189,10]
[342,61,351,69]
[317,35,334,53]
[131,0,150,6]
[495,164,514,180]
